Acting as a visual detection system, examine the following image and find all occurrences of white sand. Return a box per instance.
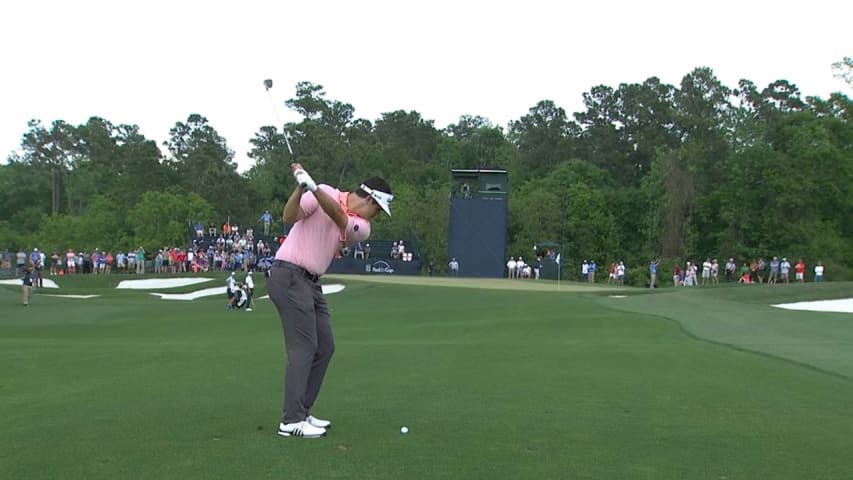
[42,294,100,299]
[155,283,345,301]
[151,287,226,301]
[773,298,853,314]
[116,278,214,289]
[258,284,346,300]
[0,278,59,288]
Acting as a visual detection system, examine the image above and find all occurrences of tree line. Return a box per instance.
[2,65,852,281]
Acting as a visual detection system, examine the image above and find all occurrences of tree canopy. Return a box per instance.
[3,67,852,281]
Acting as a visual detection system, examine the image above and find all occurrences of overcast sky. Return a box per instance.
[2,0,850,172]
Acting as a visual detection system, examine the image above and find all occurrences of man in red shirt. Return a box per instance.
[795,259,806,283]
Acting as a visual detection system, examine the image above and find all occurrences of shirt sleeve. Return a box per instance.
[298,189,321,217]
[343,216,371,246]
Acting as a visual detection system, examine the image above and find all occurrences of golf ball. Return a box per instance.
[400,426,409,434]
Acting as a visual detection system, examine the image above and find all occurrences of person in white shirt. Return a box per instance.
[244,271,255,311]
[684,262,694,286]
[688,262,698,286]
[702,258,712,285]
[780,258,791,283]
[814,262,825,283]
[711,259,720,285]
[225,272,237,309]
[506,257,517,279]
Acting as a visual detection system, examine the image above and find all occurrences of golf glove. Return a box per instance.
[293,169,318,192]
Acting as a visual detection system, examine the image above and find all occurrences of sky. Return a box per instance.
[2,0,850,172]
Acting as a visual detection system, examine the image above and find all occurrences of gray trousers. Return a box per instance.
[267,264,335,424]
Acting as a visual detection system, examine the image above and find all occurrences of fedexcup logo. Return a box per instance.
[365,260,394,274]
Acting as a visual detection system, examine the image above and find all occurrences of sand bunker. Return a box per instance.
[773,298,853,314]
[0,279,59,288]
[116,278,213,289]
[42,294,100,299]
[153,283,346,301]
[258,284,346,300]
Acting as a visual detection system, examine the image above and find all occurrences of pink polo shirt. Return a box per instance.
[275,184,371,275]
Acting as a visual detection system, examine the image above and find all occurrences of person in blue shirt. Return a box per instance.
[649,259,659,288]
[769,256,780,284]
[261,210,274,235]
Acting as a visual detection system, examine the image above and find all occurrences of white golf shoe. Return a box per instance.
[277,420,326,438]
[306,415,332,429]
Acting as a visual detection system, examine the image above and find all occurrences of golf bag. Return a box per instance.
[233,288,247,309]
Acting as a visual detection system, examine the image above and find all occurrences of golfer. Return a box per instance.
[268,163,392,438]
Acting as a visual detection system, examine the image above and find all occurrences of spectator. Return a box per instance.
[507,257,516,279]
[354,242,365,259]
[725,258,736,282]
[50,251,60,276]
[749,260,759,284]
[616,261,626,285]
[649,259,659,288]
[208,222,217,237]
[795,259,806,283]
[702,258,712,286]
[364,242,371,259]
[98,250,107,274]
[261,210,273,235]
[814,261,825,283]
[136,247,146,274]
[116,251,125,272]
[780,258,791,283]
[768,257,780,284]
[22,266,34,306]
[757,258,767,284]
[66,249,76,274]
[32,255,44,288]
[448,257,460,276]
[711,259,720,284]
[739,263,751,283]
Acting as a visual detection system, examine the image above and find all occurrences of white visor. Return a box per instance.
[360,183,393,216]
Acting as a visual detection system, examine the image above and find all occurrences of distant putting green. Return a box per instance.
[2,275,852,479]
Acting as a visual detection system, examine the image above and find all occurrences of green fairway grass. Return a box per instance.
[2,276,852,479]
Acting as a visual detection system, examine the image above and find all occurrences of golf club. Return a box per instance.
[263,79,296,160]
[264,79,312,189]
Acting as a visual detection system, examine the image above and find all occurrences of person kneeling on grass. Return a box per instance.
[229,284,248,310]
